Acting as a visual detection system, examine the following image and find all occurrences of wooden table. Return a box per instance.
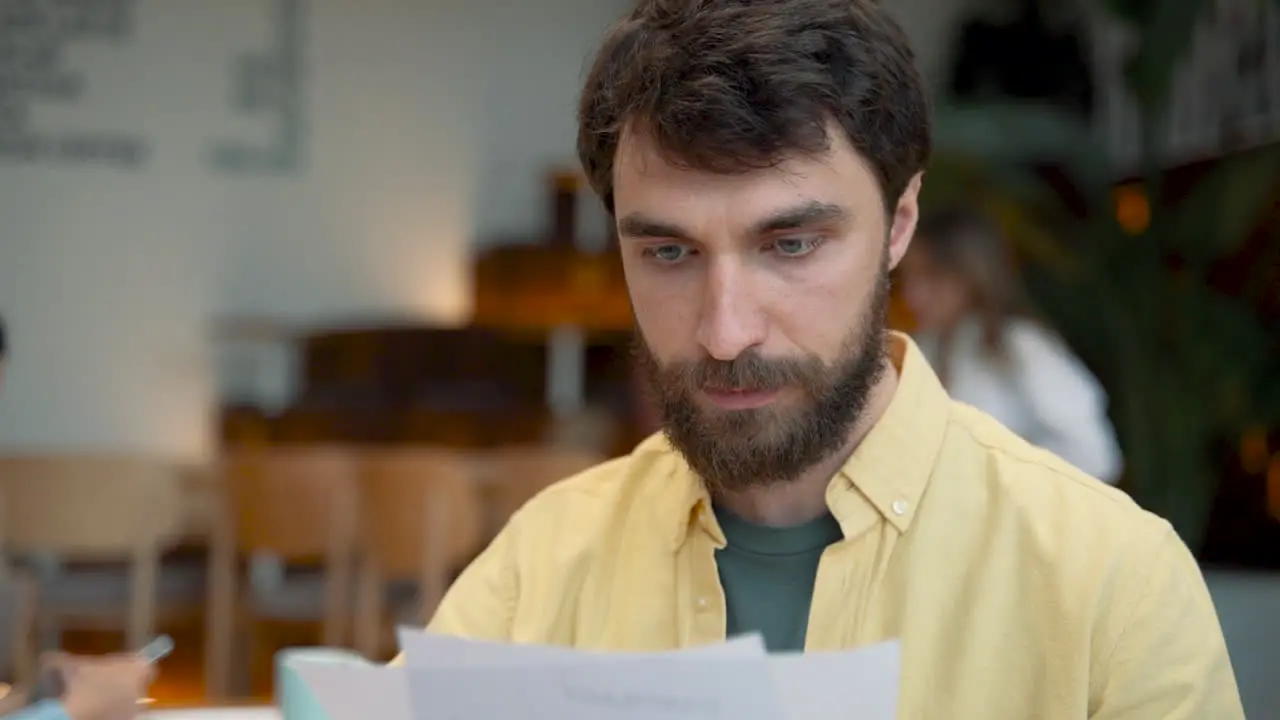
[147,708,279,719]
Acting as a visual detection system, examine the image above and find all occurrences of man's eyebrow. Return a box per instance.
[749,200,848,235]
[616,200,848,241]
[617,213,690,240]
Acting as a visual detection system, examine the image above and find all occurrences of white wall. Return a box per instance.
[0,0,963,460]
[0,0,628,459]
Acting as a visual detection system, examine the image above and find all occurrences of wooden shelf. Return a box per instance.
[472,245,633,331]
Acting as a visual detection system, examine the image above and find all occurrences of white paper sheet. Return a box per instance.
[296,634,901,720]
[769,640,901,720]
[395,626,767,667]
[406,656,782,720]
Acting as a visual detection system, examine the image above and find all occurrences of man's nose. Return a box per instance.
[695,257,767,361]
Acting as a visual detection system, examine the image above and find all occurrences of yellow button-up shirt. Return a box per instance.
[428,334,1243,719]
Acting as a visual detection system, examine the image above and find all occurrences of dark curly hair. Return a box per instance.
[577,0,931,215]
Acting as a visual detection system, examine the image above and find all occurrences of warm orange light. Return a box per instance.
[552,170,582,192]
[571,257,608,294]
[1114,184,1150,235]
[1240,426,1270,474]
[888,290,915,332]
[1267,452,1280,522]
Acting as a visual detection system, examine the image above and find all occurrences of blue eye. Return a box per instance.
[642,244,690,263]
[770,237,823,257]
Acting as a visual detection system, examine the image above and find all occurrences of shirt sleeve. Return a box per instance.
[1,700,72,720]
[1089,524,1245,719]
[427,516,518,639]
[1006,321,1124,483]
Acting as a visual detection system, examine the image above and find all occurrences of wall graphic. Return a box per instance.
[208,0,307,175]
[0,0,148,167]
[0,0,308,173]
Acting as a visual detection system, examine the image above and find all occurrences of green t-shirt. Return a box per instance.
[713,505,844,652]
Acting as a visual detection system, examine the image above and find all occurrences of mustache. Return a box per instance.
[654,349,827,394]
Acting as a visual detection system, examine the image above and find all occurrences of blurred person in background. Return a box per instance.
[0,652,154,720]
[898,208,1123,483]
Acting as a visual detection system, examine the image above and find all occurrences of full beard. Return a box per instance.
[635,257,892,495]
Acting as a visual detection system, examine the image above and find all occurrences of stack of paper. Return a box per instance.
[291,629,900,720]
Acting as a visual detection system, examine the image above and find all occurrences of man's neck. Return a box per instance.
[715,359,900,527]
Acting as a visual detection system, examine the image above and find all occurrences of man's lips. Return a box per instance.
[700,386,780,410]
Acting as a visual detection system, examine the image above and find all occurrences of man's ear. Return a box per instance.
[887,172,924,271]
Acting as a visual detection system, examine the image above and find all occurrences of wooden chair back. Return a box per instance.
[353,447,485,656]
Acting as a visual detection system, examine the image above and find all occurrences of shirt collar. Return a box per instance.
[636,332,952,548]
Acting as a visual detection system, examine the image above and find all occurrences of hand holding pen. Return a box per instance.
[31,635,173,720]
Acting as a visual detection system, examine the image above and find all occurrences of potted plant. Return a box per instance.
[923,0,1280,551]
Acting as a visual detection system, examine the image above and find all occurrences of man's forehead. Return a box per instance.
[613,131,880,231]
[614,123,692,181]
[614,121,874,196]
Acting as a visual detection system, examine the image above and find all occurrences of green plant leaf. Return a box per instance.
[933,103,1106,181]
[923,149,1089,276]
[925,153,1065,219]
[1124,0,1211,113]
[1101,0,1156,26]
[933,103,1092,157]
[1161,144,1280,262]
[931,102,1115,214]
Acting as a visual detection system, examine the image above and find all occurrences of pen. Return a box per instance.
[136,634,175,665]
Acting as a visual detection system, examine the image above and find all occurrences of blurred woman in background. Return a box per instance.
[898,209,1123,484]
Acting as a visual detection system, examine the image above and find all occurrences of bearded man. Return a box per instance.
[420,0,1243,717]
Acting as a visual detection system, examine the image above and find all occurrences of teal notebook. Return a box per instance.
[275,647,368,720]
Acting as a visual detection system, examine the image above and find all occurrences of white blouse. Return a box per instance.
[914,317,1123,484]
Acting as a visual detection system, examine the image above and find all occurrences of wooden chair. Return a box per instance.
[0,455,199,685]
[207,445,360,697]
[471,445,606,540]
[0,565,37,688]
[353,447,485,659]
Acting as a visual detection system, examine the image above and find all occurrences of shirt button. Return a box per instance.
[891,499,909,516]
[696,596,709,610]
